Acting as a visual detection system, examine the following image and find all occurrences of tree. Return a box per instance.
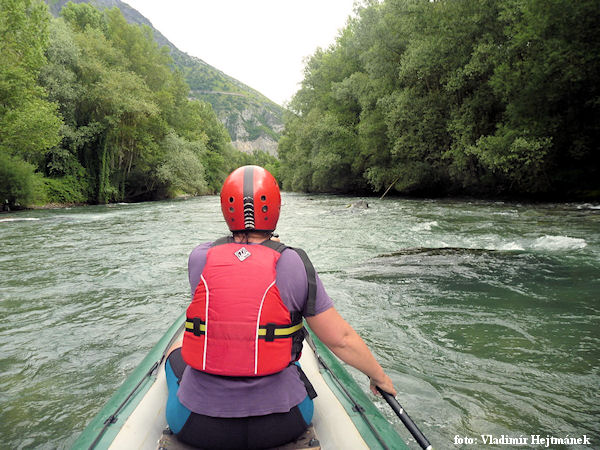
[156,132,208,196]
[0,0,62,207]
[483,0,600,194]
[0,152,41,206]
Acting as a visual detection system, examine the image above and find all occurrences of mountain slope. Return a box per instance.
[45,0,283,155]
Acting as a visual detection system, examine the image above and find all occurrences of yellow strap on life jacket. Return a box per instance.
[257,321,304,337]
[184,319,302,338]
[185,320,206,333]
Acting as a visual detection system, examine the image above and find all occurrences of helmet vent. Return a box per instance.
[242,166,256,229]
[243,195,255,229]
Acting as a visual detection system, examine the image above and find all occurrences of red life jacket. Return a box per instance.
[181,237,311,377]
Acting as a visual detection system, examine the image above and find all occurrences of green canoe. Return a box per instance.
[72,313,409,449]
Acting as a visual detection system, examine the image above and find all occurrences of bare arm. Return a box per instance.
[306,307,397,396]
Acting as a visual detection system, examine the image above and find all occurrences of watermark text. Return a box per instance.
[453,434,591,447]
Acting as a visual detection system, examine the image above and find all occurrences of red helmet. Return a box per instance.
[220,165,281,232]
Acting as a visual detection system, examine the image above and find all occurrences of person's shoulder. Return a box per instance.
[278,246,313,276]
[189,241,212,259]
[279,246,305,264]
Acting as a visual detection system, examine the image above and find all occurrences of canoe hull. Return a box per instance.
[72,314,407,449]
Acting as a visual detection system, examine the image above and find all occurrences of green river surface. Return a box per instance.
[1,194,599,449]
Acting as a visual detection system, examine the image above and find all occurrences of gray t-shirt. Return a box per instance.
[178,241,333,417]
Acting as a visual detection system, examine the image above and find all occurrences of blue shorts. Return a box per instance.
[165,348,314,449]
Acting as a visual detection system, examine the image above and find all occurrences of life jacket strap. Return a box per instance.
[210,236,287,254]
[259,322,304,342]
[185,318,207,336]
[288,247,317,316]
[184,318,304,342]
[294,363,318,399]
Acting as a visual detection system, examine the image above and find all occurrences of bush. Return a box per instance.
[0,152,39,208]
[44,175,90,204]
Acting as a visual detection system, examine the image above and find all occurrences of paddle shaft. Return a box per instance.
[377,387,432,450]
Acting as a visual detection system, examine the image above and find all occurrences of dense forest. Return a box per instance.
[0,0,277,208]
[278,0,600,199]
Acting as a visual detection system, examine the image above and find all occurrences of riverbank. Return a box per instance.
[1,194,199,213]
[32,202,89,210]
[1,202,86,213]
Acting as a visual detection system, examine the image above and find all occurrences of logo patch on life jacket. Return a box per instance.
[234,247,251,261]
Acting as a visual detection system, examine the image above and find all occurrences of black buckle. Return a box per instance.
[265,323,277,342]
[193,318,203,336]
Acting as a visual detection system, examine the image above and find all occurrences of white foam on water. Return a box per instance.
[413,220,439,231]
[576,203,600,210]
[496,241,525,251]
[0,217,40,222]
[531,235,587,251]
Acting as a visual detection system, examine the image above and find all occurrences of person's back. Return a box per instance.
[164,166,396,449]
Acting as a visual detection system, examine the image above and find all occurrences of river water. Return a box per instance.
[1,194,598,449]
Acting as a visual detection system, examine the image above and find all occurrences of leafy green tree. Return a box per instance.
[1,98,62,166]
[0,0,62,206]
[482,0,600,193]
[183,100,234,193]
[0,152,41,206]
[38,17,90,202]
[156,132,208,196]
[59,1,106,33]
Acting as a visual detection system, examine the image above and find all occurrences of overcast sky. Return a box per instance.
[123,0,357,106]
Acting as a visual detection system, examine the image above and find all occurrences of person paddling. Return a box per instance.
[164,165,396,449]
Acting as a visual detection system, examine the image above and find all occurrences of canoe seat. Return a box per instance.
[157,425,320,450]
